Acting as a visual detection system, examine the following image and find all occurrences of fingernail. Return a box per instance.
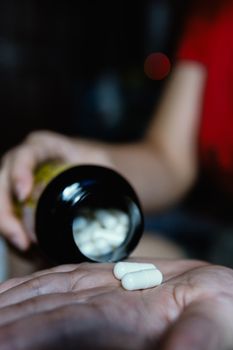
[15,183,27,202]
[11,236,28,251]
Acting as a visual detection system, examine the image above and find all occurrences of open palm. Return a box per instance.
[0,258,233,350]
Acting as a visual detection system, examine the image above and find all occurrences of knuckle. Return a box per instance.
[25,130,57,145]
[1,148,16,166]
[10,144,35,170]
[69,265,90,290]
[68,271,77,291]
[77,262,91,270]
[28,277,42,296]
[24,131,41,144]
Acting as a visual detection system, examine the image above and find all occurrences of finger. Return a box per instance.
[0,263,113,293]
[7,131,71,201]
[0,169,30,250]
[0,293,77,327]
[9,145,45,201]
[0,263,116,307]
[0,304,144,350]
[0,264,78,293]
[159,300,232,350]
[0,286,116,327]
[0,216,30,250]
[0,272,75,307]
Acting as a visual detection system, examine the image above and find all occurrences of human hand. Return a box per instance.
[0,130,112,250]
[0,258,233,349]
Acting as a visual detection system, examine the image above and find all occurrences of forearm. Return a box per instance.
[69,136,190,212]
[104,140,196,213]
[104,63,206,213]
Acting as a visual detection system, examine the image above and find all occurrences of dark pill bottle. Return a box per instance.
[21,163,144,265]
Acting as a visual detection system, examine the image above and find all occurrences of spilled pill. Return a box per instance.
[121,268,163,291]
[113,262,157,280]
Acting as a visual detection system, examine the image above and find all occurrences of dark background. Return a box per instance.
[0,0,187,153]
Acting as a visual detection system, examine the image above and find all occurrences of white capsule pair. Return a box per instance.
[113,262,163,291]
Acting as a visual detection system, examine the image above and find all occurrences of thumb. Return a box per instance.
[158,300,231,350]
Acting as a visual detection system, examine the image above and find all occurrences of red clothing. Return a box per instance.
[177,2,233,195]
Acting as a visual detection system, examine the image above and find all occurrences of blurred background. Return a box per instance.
[1,0,232,267]
[0,0,187,150]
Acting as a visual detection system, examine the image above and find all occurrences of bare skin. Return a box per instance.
[0,258,232,350]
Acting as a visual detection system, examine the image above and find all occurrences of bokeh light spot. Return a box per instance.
[144,52,171,80]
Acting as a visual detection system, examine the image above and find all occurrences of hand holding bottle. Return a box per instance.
[0,130,113,250]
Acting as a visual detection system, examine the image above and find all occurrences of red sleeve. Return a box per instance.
[176,16,213,65]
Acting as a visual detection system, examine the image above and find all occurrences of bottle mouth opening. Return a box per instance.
[72,194,142,262]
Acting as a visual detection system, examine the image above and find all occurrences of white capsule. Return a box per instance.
[121,268,163,291]
[78,222,101,240]
[114,224,128,236]
[89,221,103,232]
[73,230,92,246]
[113,262,157,280]
[95,210,118,229]
[72,216,89,232]
[94,209,108,223]
[115,211,129,227]
[102,230,126,247]
[94,238,112,255]
[92,227,108,239]
[73,221,97,244]
[79,242,96,257]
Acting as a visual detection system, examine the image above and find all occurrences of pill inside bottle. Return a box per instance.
[72,208,129,260]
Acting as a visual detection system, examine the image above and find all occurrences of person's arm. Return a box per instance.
[0,62,206,250]
[107,62,206,212]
